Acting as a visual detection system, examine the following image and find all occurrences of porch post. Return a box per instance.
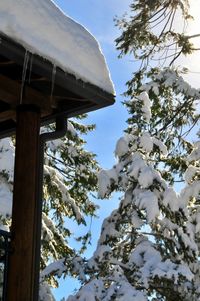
[7,105,41,301]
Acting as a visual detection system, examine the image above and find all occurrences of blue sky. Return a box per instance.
[54,0,133,167]
[53,1,134,300]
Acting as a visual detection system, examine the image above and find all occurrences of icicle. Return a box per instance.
[50,64,56,103]
[28,53,34,84]
[20,50,30,104]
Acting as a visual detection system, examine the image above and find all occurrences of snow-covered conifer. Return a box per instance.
[66,1,200,300]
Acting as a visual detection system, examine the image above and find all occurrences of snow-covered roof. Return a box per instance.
[0,0,115,95]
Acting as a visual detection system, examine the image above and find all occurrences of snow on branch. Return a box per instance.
[142,68,200,99]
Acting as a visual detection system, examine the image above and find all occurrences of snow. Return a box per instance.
[184,165,200,183]
[193,211,200,233]
[67,279,104,301]
[0,138,14,217]
[98,209,120,243]
[152,137,168,156]
[129,240,194,289]
[98,170,112,198]
[131,210,144,228]
[0,0,114,94]
[188,141,200,162]
[115,136,129,158]
[115,282,147,301]
[163,187,179,211]
[67,278,148,301]
[139,133,168,156]
[0,179,12,217]
[180,181,200,208]
[47,139,64,152]
[144,69,200,100]
[98,168,118,198]
[40,259,66,280]
[0,138,15,182]
[92,244,111,261]
[71,256,87,282]
[159,217,198,255]
[139,132,153,153]
[39,282,55,301]
[138,92,152,122]
[134,190,159,222]
[128,153,146,178]
[138,166,155,188]
[67,121,78,137]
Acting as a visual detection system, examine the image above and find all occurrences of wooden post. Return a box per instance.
[7,105,41,301]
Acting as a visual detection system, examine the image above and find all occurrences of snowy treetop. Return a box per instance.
[0,0,115,94]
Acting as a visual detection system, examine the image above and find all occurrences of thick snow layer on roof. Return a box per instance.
[0,0,115,94]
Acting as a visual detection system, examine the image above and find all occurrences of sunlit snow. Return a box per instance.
[0,0,114,94]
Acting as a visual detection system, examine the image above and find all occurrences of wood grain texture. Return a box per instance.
[7,106,41,301]
[0,75,52,116]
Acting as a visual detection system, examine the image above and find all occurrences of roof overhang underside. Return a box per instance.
[0,34,115,138]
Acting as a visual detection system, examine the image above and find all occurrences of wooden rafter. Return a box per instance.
[0,60,15,66]
[0,110,16,122]
[0,74,53,116]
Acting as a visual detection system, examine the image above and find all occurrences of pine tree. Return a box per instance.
[67,96,200,301]
[66,1,200,300]
[114,0,199,182]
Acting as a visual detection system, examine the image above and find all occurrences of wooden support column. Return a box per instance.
[7,105,41,301]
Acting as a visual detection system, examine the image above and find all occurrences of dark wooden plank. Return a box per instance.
[0,60,15,66]
[7,105,41,301]
[0,74,52,116]
[0,110,16,122]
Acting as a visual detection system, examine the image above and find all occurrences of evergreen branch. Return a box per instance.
[169,49,182,66]
[159,8,175,37]
[148,5,169,23]
[153,98,193,134]
[187,33,200,39]
[150,9,171,29]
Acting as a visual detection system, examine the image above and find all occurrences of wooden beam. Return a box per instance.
[54,95,85,101]
[29,76,47,82]
[0,60,15,66]
[7,105,41,301]
[0,74,53,116]
[0,110,16,122]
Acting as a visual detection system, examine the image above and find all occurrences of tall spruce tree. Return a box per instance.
[66,1,200,300]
